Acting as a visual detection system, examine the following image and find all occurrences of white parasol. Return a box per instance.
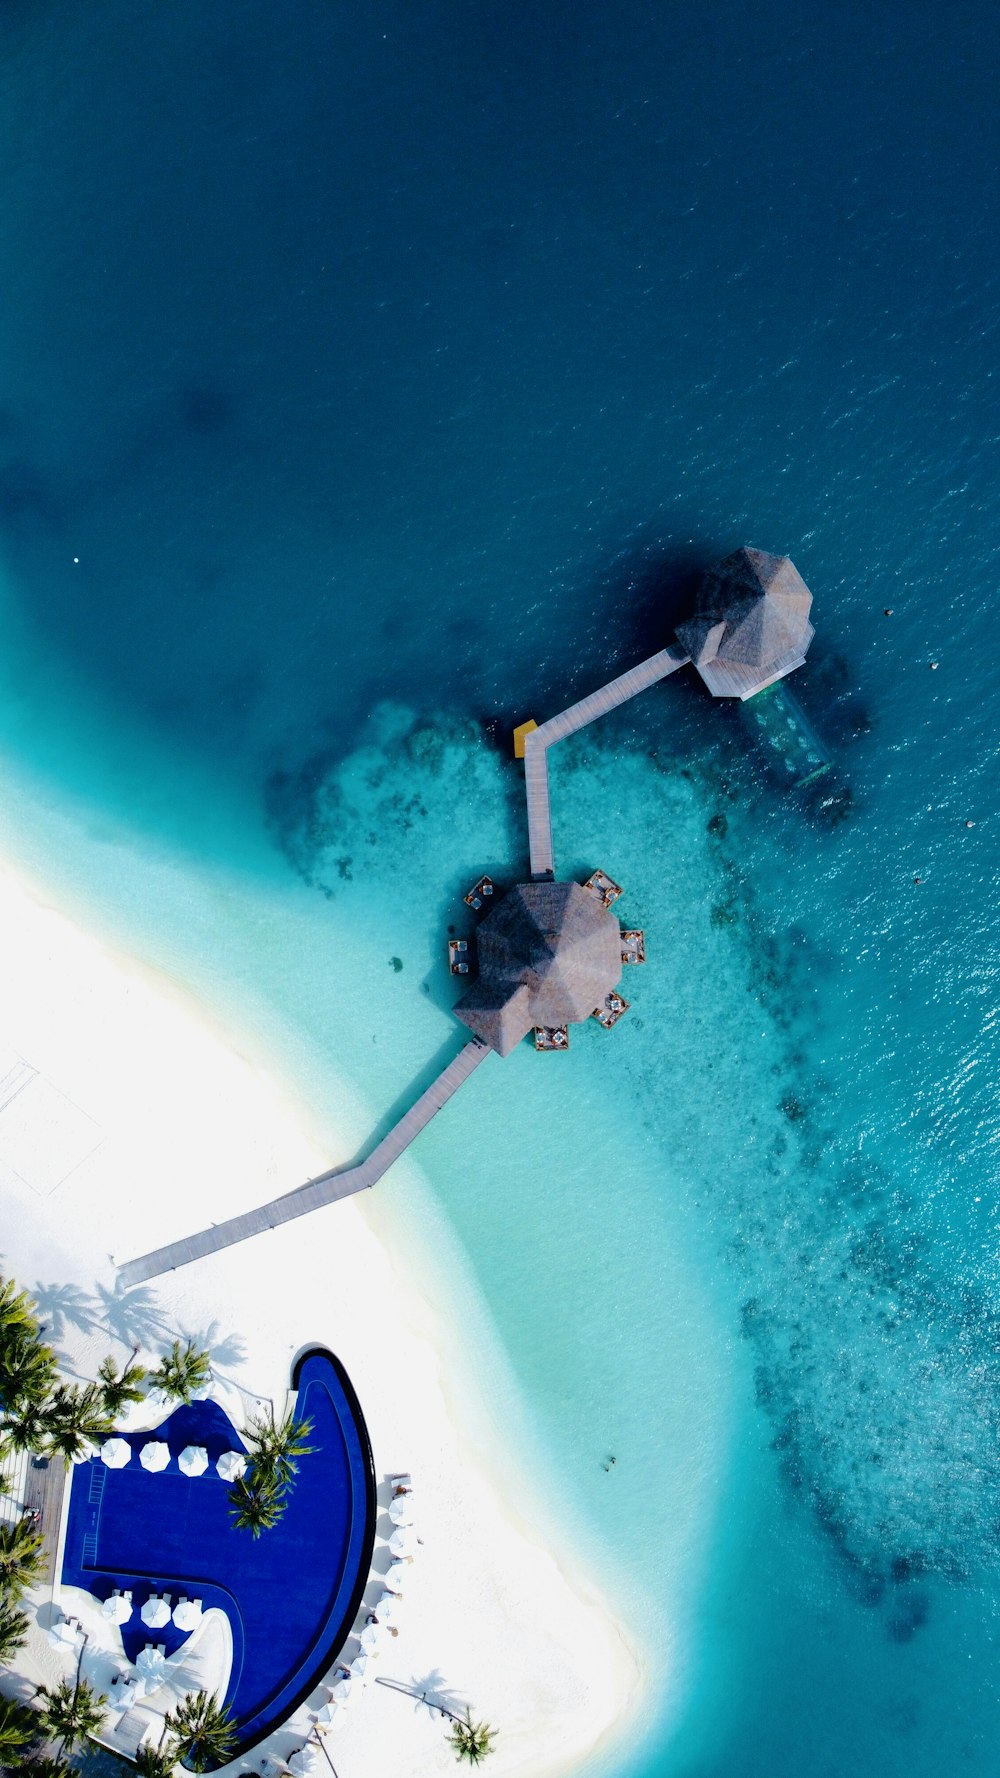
[101,1437,132,1469]
[136,1643,168,1672]
[288,1745,324,1777]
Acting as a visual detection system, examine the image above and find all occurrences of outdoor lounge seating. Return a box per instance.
[592,992,629,1029]
[463,873,495,910]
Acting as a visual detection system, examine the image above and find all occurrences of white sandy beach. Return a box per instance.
[0,854,643,1777]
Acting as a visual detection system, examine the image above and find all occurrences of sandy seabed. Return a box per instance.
[0,856,643,1777]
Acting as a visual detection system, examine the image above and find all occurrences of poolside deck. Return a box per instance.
[522,643,689,877]
[118,1039,492,1285]
[24,1455,68,1586]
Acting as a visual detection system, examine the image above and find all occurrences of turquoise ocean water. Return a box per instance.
[1,5,998,1773]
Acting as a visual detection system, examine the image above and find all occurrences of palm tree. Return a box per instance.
[228,1471,286,1538]
[0,1692,36,1757]
[244,1408,315,1491]
[0,1327,58,1412]
[164,1689,236,1772]
[22,1758,81,1778]
[446,1709,498,1765]
[96,1353,147,1418]
[42,1384,112,1466]
[0,1596,28,1663]
[0,1275,38,1333]
[0,1515,45,1599]
[35,1675,104,1757]
[0,1393,49,1458]
[151,1341,211,1405]
[134,1741,178,1777]
[374,1679,498,1765]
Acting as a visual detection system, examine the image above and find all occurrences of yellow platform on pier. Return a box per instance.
[513,719,538,759]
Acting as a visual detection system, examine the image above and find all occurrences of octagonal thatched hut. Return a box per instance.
[454,881,623,1056]
[675,546,815,699]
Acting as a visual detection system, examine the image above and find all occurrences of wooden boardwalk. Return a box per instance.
[23,1457,68,1586]
[523,644,690,877]
[118,1039,492,1285]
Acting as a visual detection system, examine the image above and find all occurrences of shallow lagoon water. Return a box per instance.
[0,3,998,1773]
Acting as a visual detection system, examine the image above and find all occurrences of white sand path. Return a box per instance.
[0,857,643,1778]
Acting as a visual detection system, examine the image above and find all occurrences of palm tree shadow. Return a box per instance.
[182,1319,247,1372]
[93,1276,169,1352]
[30,1281,98,1340]
[404,1669,469,1720]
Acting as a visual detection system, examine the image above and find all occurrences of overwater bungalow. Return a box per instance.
[676,546,815,700]
[454,879,640,1056]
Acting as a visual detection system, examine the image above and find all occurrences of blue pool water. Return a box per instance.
[1,3,998,1774]
[61,1353,375,1754]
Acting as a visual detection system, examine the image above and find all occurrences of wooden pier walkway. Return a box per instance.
[523,643,690,877]
[24,1456,68,1586]
[118,1039,492,1286]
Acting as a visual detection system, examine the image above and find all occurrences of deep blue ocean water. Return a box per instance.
[0,4,998,1774]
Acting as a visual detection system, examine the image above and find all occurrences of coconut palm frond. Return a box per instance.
[151,1340,211,1405]
[36,1676,105,1754]
[446,1709,499,1765]
[164,1688,237,1772]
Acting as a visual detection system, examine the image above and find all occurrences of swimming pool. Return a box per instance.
[61,1348,375,1758]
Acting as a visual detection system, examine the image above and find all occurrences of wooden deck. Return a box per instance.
[523,644,690,877]
[23,1456,68,1587]
[117,1039,492,1285]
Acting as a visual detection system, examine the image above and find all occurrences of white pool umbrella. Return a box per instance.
[388,1494,414,1526]
[384,1560,407,1591]
[388,1526,418,1558]
[101,1437,132,1469]
[318,1678,351,1720]
[173,1598,202,1631]
[47,1619,80,1649]
[139,1441,170,1472]
[348,1654,370,1683]
[288,1745,324,1777]
[102,1593,133,1625]
[358,1623,383,1653]
[179,1445,209,1477]
[136,1645,168,1679]
[373,1590,400,1623]
[140,1596,171,1629]
[216,1450,247,1482]
[110,1678,138,1710]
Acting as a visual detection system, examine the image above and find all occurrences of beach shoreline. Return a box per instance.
[0,851,645,1777]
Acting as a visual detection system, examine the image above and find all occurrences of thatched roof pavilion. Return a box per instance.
[454,881,623,1056]
[675,547,814,699]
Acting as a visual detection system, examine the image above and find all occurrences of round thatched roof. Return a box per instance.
[676,547,814,699]
[455,882,622,1056]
